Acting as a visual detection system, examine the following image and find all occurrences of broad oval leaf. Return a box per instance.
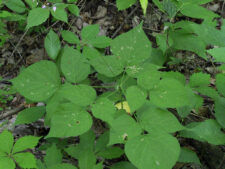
[61,46,90,83]
[125,132,180,169]
[50,4,68,23]
[14,152,37,169]
[46,103,93,138]
[44,29,61,60]
[90,55,124,77]
[61,30,80,44]
[15,106,45,125]
[3,0,26,13]
[26,8,50,29]
[116,0,136,10]
[12,60,61,102]
[150,78,190,108]
[0,157,15,169]
[178,147,200,165]
[0,130,13,154]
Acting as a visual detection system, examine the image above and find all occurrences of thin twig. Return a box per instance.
[9,29,28,58]
[111,5,139,39]
[0,106,25,120]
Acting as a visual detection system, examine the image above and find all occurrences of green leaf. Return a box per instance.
[12,61,61,102]
[150,78,190,108]
[90,55,124,77]
[126,86,147,113]
[65,130,96,169]
[3,0,26,13]
[178,147,200,165]
[44,29,61,60]
[140,0,148,15]
[0,130,13,154]
[61,46,90,83]
[46,103,92,138]
[48,163,77,169]
[109,114,142,145]
[137,69,160,90]
[180,119,225,145]
[116,0,136,10]
[97,146,124,159]
[0,157,15,169]
[68,4,80,16]
[60,83,96,107]
[111,23,152,66]
[81,24,99,40]
[26,8,50,29]
[207,47,225,63]
[44,144,62,168]
[61,30,80,44]
[180,4,218,20]
[125,132,180,169]
[88,36,112,48]
[162,0,177,18]
[15,106,45,125]
[110,162,137,169]
[95,131,109,153]
[12,136,40,153]
[83,46,101,60]
[216,74,225,97]
[189,72,210,88]
[91,98,116,125]
[161,71,186,85]
[137,102,184,133]
[24,0,38,9]
[50,4,68,23]
[14,152,37,169]
[214,97,225,128]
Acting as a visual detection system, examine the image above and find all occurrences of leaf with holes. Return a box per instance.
[11,61,61,102]
[109,114,142,145]
[46,103,92,138]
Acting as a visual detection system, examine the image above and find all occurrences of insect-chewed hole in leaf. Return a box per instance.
[76,121,80,124]
[122,133,128,141]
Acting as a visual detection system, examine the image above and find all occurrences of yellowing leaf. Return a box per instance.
[115,101,131,114]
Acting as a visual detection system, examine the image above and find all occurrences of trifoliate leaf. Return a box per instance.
[126,86,147,113]
[44,144,62,168]
[12,136,40,153]
[0,157,15,169]
[125,132,180,169]
[46,103,92,138]
[91,98,116,125]
[14,152,37,169]
[0,130,13,154]
[109,114,142,145]
[12,61,61,102]
[111,23,152,66]
[90,55,124,77]
[137,102,184,133]
[150,78,190,108]
[180,119,225,145]
[15,106,45,125]
[61,30,80,44]
[26,8,50,29]
[116,0,136,10]
[61,46,90,83]
[44,29,61,60]
[178,147,200,165]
